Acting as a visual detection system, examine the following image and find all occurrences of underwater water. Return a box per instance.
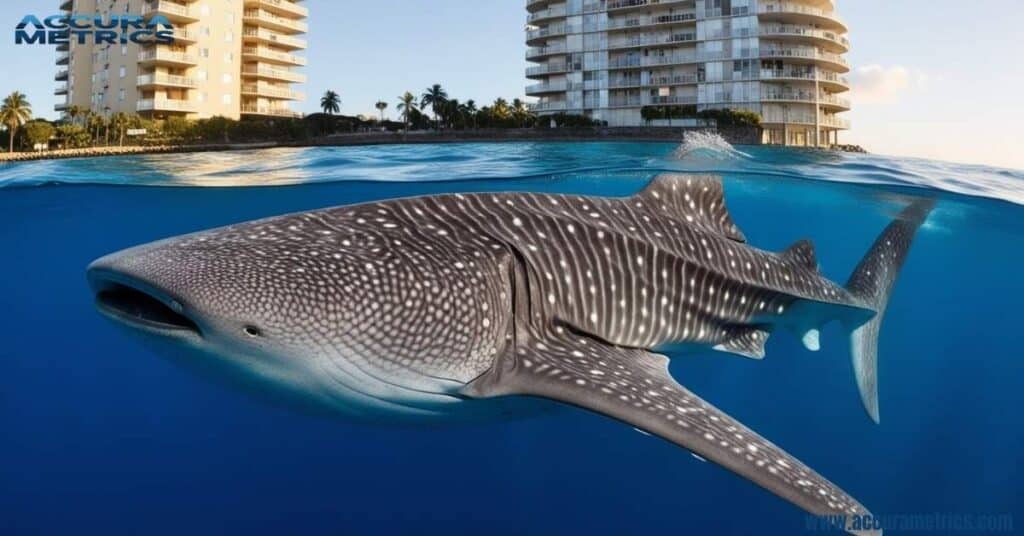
[0,140,1021,535]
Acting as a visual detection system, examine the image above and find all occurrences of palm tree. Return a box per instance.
[512,98,531,127]
[320,90,340,115]
[420,84,448,128]
[67,105,83,127]
[492,98,511,120]
[461,99,478,129]
[397,92,418,131]
[86,112,103,145]
[375,101,388,122]
[0,92,33,153]
[110,112,130,146]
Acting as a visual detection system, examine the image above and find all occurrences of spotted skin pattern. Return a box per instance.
[89,174,931,534]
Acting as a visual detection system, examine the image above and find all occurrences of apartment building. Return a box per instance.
[525,0,850,146]
[55,0,307,121]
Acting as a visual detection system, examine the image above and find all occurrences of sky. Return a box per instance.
[2,0,1023,169]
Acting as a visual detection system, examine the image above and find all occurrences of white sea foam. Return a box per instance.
[671,131,752,161]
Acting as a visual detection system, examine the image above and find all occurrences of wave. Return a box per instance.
[671,131,752,161]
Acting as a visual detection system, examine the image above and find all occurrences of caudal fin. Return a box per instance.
[844,199,934,423]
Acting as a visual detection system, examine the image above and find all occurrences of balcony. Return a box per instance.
[55,69,69,81]
[758,2,847,32]
[763,113,850,130]
[241,64,307,83]
[606,12,696,31]
[137,73,197,88]
[645,73,699,87]
[760,47,849,73]
[526,62,571,77]
[240,105,303,118]
[137,98,198,113]
[526,44,568,60]
[609,33,696,50]
[529,101,570,113]
[607,0,691,13]
[169,29,197,44]
[54,83,68,95]
[526,0,554,12]
[142,1,200,24]
[760,69,850,91]
[760,24,849,52]
[761,90,851,110]
[56,52,70,65]
[242,46,307,66]
[525,81,574,94]
[55,102,69,112]
[528,5,567,24]
[138,49,197,67]
[241,83,305,100]
[244,0,308,18]
[244,9,308,34]
[57,42,69,52]
[60,0,72,10]
[242,27,307,50]
[526,24,577,43]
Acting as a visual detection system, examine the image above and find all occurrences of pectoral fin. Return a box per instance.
[464,325,879,535]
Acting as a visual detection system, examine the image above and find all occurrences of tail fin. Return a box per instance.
[844,199,935,423]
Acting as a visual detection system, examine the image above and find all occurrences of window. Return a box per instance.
[222,94,232,105]
[222,73,233,84]
[197,92,207,102]
[225,31,234,43]
[121,45,127,56]
[201,26,211,37]
[200,48,210,58]
[197,69,208,81]
[224,52,234,63]
[119,66,125,78]
[226,13,235,24]
[118,89,125,101]
[201,4,210,16]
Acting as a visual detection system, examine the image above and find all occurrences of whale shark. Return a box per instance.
[87,174,931,534]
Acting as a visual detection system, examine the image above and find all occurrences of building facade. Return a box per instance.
[525,0,850,146]
[56,0,307,121]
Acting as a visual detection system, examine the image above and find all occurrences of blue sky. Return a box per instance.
[3,0,1022,169]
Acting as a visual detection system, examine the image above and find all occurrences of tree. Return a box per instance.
[67,105,83,126]
[397,92,418,132]
[320,90,340,115]
[22,120,55,150]
[85,112,104,145]
[375,100,388,122]
[461,100,478,129]
[511,98,533,127]
[420,84,448,128]
[110,112,130,146]
[56,124,90,148]
[491,98,511,120]
[0,92,33,153]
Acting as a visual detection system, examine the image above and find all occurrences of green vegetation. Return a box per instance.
[22,120,55,148]
[641,106,762,128]
[1,92,33,153]
[320,90,341,115]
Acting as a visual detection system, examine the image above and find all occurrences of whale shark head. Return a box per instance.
[85,217,507,421]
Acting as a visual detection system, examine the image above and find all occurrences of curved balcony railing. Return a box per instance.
[526,44,568,59]
[760,47,848,71]
[760,69,850,88]
[760,25,849,50]
[606,12,696,30]
[528,5,567,23]
[529,101,569,112]
[526,62,571,76]
[608,32,696,49]
[526,24,578,41]
[607,0,691,11]
[758,2,847,31]
[762,113,851,129]
[609,94,697,107]
[137,73,197,87]
[761,91,850,109]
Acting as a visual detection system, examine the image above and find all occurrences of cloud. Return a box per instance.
[849,65,926,105]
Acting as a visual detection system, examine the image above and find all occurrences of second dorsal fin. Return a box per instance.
[633,173,746,243]
[781,239,818,270]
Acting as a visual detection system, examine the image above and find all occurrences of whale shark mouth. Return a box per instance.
[93,281,200,334]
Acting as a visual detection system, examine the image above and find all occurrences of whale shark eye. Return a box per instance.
[243,325,263,338]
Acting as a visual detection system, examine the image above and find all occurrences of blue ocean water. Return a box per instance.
[1,140,1021,535]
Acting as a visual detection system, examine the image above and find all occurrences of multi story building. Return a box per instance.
[55,0,307,121]
[525,0,850,146]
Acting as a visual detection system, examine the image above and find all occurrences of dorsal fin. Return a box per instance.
[781,239,817,270]
[633,173,746,243]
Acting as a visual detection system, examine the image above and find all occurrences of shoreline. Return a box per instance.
[0,127,861,163]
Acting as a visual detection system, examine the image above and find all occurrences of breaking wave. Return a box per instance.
[671,131,752,161]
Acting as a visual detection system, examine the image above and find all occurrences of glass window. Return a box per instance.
[222,73,233,84]
[119,66,125,78]
[222,94,232,105]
